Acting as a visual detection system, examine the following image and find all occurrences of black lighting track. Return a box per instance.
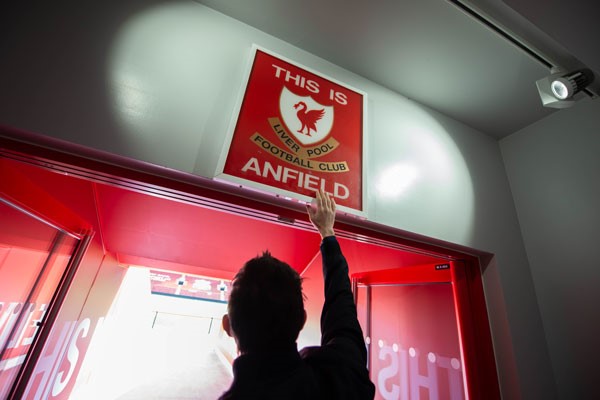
[448,0,551,68]
[448,0,595,97]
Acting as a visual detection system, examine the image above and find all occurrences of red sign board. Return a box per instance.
[149,270,231,303]
[217,47,366,215]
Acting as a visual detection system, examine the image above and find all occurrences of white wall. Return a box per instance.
[501,98,600,400]
[0,1,555,398]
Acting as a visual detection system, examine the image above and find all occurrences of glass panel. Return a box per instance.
[369,284,465,400]
[0,199,78,398]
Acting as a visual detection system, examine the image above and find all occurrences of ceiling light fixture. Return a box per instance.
[536,68,595,108]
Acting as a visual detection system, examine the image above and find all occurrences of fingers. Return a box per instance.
[314,189,335,212]
[323,190,332,211]
[315,189,326,210]
[307,190,336,237]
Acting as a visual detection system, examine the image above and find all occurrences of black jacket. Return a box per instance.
[219,236,375,399]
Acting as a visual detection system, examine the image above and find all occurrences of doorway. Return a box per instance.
[354,263,465,400]
[1,135,499,399]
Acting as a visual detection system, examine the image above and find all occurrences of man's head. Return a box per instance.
[223,251,306,354]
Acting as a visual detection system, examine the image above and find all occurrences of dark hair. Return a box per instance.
[228,251,305,353]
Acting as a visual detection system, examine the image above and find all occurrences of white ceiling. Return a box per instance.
[196,0,599,139]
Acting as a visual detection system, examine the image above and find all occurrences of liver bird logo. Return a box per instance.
[293,102,324,136]
[280,87,334,146]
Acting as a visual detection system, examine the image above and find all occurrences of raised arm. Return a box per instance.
[306,190,368,365]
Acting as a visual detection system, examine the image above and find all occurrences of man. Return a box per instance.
[219,190,375,399]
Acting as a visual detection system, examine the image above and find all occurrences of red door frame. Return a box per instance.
[0,126,500,399]
[353,260,499,400]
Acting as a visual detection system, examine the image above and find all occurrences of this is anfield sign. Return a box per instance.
[217,46,366,215]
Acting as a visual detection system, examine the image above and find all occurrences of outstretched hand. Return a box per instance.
[306,189,336,238]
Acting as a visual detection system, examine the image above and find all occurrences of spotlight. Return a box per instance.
[536,69,595,108]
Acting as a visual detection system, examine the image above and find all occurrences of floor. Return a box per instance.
[114,316,233,400]
[116,346,232,400]
[70,312,233,399]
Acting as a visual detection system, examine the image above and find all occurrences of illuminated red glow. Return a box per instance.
[1,129,499,399]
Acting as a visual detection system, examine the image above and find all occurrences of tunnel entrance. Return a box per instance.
[70,267,233,399]
[1,133,499,399]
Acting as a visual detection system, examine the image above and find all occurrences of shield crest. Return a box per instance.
[279,86,334,146]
